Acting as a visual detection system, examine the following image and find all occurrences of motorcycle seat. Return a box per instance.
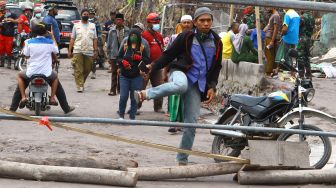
[230,94,267,107]
[30,74,47,80]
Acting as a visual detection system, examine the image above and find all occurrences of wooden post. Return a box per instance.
[128,162,244,180]
[0,160,138,187]
[229,4,235,25]
[255,6,263,64]
[238,169,336,185]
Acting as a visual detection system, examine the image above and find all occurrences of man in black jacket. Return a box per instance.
[136,7,223,165]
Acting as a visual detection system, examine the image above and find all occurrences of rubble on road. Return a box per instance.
[310,47,336,78]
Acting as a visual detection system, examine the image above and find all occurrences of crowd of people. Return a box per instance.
[0,2,316,165]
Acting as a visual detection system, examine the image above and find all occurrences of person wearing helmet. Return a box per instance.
[42,4,60,44]
[141,12,165,113]
[0,4,18,68]
[18,5,32,34]
[88,8,104,79]
[30,7,43,30]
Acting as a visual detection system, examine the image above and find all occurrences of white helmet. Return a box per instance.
[20,4,33,10]
[34,7,42,13]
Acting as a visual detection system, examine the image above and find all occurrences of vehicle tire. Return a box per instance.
[277,124,332,169]
[14,58,19,70]
[211,114,245,163]
[35,102,41,116]
[18,57,25,71]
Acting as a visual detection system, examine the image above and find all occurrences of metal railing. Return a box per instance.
[202,0,336,13]
[1,114,336,137]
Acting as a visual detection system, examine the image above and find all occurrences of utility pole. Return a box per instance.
[255,6,263,64]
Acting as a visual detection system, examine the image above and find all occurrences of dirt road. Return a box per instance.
[0,58,335,187]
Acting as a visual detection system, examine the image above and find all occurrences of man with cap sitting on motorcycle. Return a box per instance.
[17,23,59,108]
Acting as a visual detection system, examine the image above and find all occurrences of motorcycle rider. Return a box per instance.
[88,8,104,79]
[17,23,59,108]
[0,3,18,68]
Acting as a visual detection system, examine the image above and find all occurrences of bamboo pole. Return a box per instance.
[229,4,235,25]
[128,162,244,180]
[0,160,138,187]
[255,6,263,64]
[238,169,336,185]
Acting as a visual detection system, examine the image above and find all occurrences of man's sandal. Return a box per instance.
[49,100,59,106]
[19,98,28,109]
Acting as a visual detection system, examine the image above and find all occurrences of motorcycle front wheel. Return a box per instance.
[17,57,25,71]
[277,124,332,169]
[211,115,245,163]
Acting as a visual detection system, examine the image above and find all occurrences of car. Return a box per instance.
[42,0,80,49]
[5,3,22,18]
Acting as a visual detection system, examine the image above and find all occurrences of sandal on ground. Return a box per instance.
[108,91,116,96]
[49,99,59,106]
[19,98,28,109]
[134,91,145,105]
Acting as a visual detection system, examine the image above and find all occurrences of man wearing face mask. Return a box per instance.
[30,7,43,30]
[141,13,165,113]
[68,9,98,92]
[43,5,60,45]
[107,13,130,96]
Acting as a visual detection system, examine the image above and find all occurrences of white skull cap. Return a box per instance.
[180,15,192,22]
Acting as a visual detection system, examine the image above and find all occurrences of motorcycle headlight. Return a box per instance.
[306,88,315,102]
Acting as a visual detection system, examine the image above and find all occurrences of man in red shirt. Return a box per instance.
[141,13,165,113]
[17,5,32,34]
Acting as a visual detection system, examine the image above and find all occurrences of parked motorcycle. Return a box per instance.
[26,74,50,116]
[211,49,333,169]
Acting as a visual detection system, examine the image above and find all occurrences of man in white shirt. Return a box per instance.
[18,23,59,107]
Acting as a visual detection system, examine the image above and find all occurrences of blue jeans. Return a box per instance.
[119,75,143,119]
[146,70,188,100]
[176,83,201,163]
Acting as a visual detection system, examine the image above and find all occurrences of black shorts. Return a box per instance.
[19,70,58,82]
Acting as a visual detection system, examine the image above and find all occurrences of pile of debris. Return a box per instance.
[311,47,336,78]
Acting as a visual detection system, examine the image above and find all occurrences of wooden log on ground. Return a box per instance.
[128,162,244,180]
[0,157,138,170]
[238,169,336,185]
[0,160,138,187]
